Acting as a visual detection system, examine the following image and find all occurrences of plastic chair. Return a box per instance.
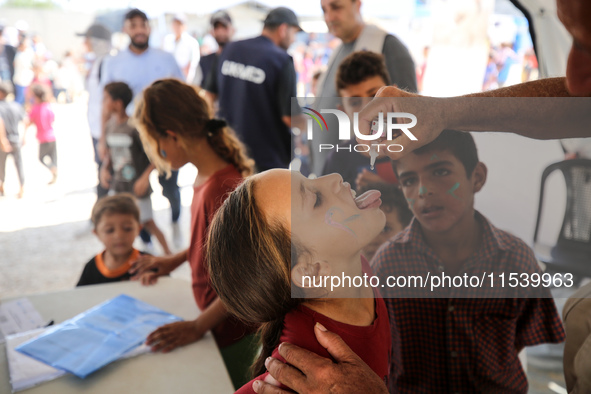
[533,159,591,277]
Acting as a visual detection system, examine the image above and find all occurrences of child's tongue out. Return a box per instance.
[355,190,382,210]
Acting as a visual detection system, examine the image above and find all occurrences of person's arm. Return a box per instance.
[133,163,155,197]
[21,111,33,146]
[170,53,185,82]
[277,59,306,130]
[129,249,187,285]
[203,55,219,103]
[98,57,114,161]
[382,34,418,93]
[356,78,591,160]
[0,118,12,153]
[186,37,201,84]
[145,297,228,353]
[99,153,112,189]
[253,323,388,394]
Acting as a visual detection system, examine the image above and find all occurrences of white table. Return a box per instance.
[0,278,234,393]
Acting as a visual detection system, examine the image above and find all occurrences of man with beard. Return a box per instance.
[100,9,185,250]
[197,10,234,88]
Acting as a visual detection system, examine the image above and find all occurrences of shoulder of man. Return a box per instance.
[5,44,16,58]
[382,34,413,58]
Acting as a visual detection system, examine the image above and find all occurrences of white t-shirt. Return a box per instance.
[162,32,200,83]
[13,48,35,86]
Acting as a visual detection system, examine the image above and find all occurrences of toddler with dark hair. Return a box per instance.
[77,193,148,286]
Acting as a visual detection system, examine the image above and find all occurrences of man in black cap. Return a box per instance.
[205,7,304,172]
[196,10,234,88]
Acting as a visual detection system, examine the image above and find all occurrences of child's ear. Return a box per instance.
[291,257,331,289]
[471,162,487,193]
[165,130,178,141]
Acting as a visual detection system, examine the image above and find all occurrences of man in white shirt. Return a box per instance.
[162,14,200,84]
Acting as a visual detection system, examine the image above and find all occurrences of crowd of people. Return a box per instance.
[1,0,590,393]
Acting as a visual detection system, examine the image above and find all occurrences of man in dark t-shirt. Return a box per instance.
[205,7,304,172]
[198,10,234,88]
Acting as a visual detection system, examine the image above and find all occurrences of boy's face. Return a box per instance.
[395,150,486,234]
[103,91,115,113]
[93,213,140,258]
[339,75,386,118]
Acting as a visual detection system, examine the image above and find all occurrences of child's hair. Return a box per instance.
[0,81,13,96]
[104,82,133,109]
[312,69,323,82]
[134,78,254,177]
[31,84,48,102]
[393,129,479,177]
[358,182,413,227]
[336,51,391,92]
[91,193,140,228]
[206,177,306,377]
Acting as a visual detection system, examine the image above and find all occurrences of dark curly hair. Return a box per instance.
[336,50,391,92]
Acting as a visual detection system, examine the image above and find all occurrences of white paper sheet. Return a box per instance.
[6,328,152,392]
[6,328,66,392]
[0,298,45,343]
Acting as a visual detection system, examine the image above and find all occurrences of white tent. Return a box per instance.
[516,0,570,77]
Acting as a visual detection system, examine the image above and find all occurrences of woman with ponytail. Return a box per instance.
[207,169,394,393]
[129,78,257,389]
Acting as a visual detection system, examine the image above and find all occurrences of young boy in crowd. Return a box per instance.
[0,82,26,198]
[24,84,57,184]
[373,129,565,392]
[358,182,413,263]
[77,193,146,286]
[322,51,398,188]
[99,81,171,255]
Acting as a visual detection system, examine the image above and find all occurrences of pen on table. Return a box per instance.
[44,320,54,327]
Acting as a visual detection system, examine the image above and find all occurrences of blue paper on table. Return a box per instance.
[15,294,182,378]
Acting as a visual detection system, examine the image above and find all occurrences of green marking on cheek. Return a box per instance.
[325,207,357,237]
[344,214,361,223]
[406,198,415,209]
[447,182,461,199]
